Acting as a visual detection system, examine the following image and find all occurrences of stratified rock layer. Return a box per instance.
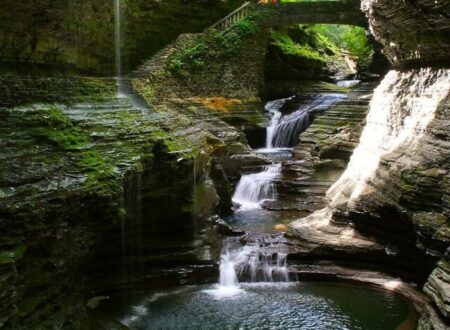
[289,2,450,326]
[361,0,450,66]
[0,86,249,328]
[0,0,242,73]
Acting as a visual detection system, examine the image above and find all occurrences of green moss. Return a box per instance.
[270,24,374,68]
[270,29,325,61]
[76,150,115,179]
[32,128,88,149]
[166,17,260,76]
[31,106,89,149]
[149,129,194,156]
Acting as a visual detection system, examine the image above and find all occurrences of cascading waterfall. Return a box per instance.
[265,93,347,149]
[265,97,294,149]
[232,163,281,210]
[206,244,292,298]
[217,92,349,298]
[270,109,311,148]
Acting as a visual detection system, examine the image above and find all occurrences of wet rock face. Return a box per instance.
[361,0,450,66]
[0,87,249,327]
[0,0,242,74]
[424,256,450,321]
[315,67,449,325]
[327,68,449,253]
[268,83,375,215]
[0,76,116,107]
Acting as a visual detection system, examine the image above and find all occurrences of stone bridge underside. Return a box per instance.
[256,0,367,27]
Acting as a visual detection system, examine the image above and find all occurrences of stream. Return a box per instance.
[98,93,418,329]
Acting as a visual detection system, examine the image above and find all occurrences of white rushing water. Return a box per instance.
[337,80,361,88]
[205,244,291,299]
[232,163,281,210]
[114,0,122,96]
[264,93,347,150]
[265,97,294,149]
[328,68,450,206]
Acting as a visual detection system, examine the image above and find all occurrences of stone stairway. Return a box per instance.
[131,1,253,79]
[131,34,200,78]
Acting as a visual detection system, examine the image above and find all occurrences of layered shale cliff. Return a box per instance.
[0,0,242,74]
[290,1,450,328]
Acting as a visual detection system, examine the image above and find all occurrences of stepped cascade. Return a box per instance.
[232,163,282,209]
[265,94,346,149]
[206,243,291,299]
[0,0,448,328]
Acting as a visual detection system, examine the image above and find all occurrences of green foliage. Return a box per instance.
[0,245,26,265]
[270,29,324,61]
[306,24,374,67]
[341,26,373,64]
[270,24,374,68]
[166,17,260,76]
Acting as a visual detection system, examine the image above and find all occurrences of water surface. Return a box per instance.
[103,282,415,330]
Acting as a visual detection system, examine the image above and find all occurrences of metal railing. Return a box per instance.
[208,2,252,32]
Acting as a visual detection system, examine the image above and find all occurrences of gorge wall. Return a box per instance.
[0,0,242,74]
[361,0,450,67]
[1,0,449,328]
[291,1,449,328]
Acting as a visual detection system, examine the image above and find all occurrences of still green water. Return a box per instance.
[104,282,415,329]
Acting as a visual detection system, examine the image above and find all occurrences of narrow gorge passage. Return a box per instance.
[2,0,448,328]
[102,86,417,329]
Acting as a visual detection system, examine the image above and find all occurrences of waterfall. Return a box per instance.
[114,0,123,96]
[205,244,291,299]
[265,94,347,149]
[271,109,311,148]
[265,97,294,149]
[328,68,450,206]
[224,245,289,283]
[337,80,361,88]
[232,164,281,210]
[219,252,239,287]
[113,0,149,110]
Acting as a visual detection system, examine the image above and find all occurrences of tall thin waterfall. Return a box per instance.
[232,164,281,210]
[205,244,291,298]
[265,94,346,149]
[114,0,123,96]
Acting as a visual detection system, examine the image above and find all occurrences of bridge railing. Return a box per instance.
[208,1,253,32]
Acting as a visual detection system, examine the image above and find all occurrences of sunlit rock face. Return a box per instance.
[290,1,449,327]
[328,68,449,213]
[361,0,450,66]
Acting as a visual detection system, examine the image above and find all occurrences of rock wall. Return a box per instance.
[290,1,450,327]
[132,23,268,101]
[0,0,115,74]
[0,0,242,74]
[361,0,450,67]
[0,85,249,328]
[0,76,116,107]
